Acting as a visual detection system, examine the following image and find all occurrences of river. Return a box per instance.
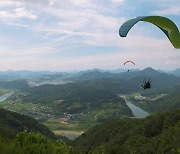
[126,100,149,118]
[0,91,14,102]
[119,95,149,118]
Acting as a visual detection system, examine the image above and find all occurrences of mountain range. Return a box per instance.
[0,67,179,80]
[73,67,180,89]
[0,70,68,81]
[168,68,180,77]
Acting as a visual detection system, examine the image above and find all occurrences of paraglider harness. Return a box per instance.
[142,79,151,90]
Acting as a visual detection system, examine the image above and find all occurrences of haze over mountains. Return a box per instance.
[168,68,180,77]
[69,67,180,89]
[0,67,179,80]
[0,67,179,91]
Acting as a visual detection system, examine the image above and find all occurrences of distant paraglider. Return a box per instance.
[124,61,135,65]
[119,16,180,48]
[124,60,135,71]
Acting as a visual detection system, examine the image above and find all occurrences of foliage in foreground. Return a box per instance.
[73,109,180,154]
[0,109,179,154]
[0,131,71,154]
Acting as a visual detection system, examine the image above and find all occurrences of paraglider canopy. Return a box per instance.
[124,60,135,65]
[124,60,135,72]
[119,16,180,48]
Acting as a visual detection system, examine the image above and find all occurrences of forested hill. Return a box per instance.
[0,80,29,90]
[0,108,55,139]
[22,78,138,104]
[21,78,137,116]
[73,109,180,154]
[0,108,72,153]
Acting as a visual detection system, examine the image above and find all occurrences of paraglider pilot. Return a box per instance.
[142,79,151,90]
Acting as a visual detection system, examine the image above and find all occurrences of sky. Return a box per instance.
[0,0,179,72]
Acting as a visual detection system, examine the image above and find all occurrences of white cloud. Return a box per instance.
[0,11,14,19]
[0,0,124,46]
[49,0,54,6]
[32,2,124,47]
[0,7,37,21]
[69,0,93,6]
[153,6,180,15]
[0,0,22,7]
[110,0,124,4]
[15,8,37,19]
[6,22,30,27]
[0,34,74,58]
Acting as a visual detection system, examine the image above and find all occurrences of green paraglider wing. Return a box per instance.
[119,16,180,48]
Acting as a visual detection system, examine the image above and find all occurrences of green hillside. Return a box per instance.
[22,78,138,104]
[0,108,72,153]
[0,80,29,90]
[73,109,180,154]
[0,131,71,154]
[0,108,55,139]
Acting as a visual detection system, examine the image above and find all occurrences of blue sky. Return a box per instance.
[0,0,179,71]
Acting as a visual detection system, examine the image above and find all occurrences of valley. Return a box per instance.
[0,68,179,141]
[1,90,131,139]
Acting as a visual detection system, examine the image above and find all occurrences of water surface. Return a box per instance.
[126,101,149,118]
[0,92,14,102]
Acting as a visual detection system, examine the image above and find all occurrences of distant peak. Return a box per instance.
[142,67,159,72]
[140,67,160,76]
[143,67,155,71]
